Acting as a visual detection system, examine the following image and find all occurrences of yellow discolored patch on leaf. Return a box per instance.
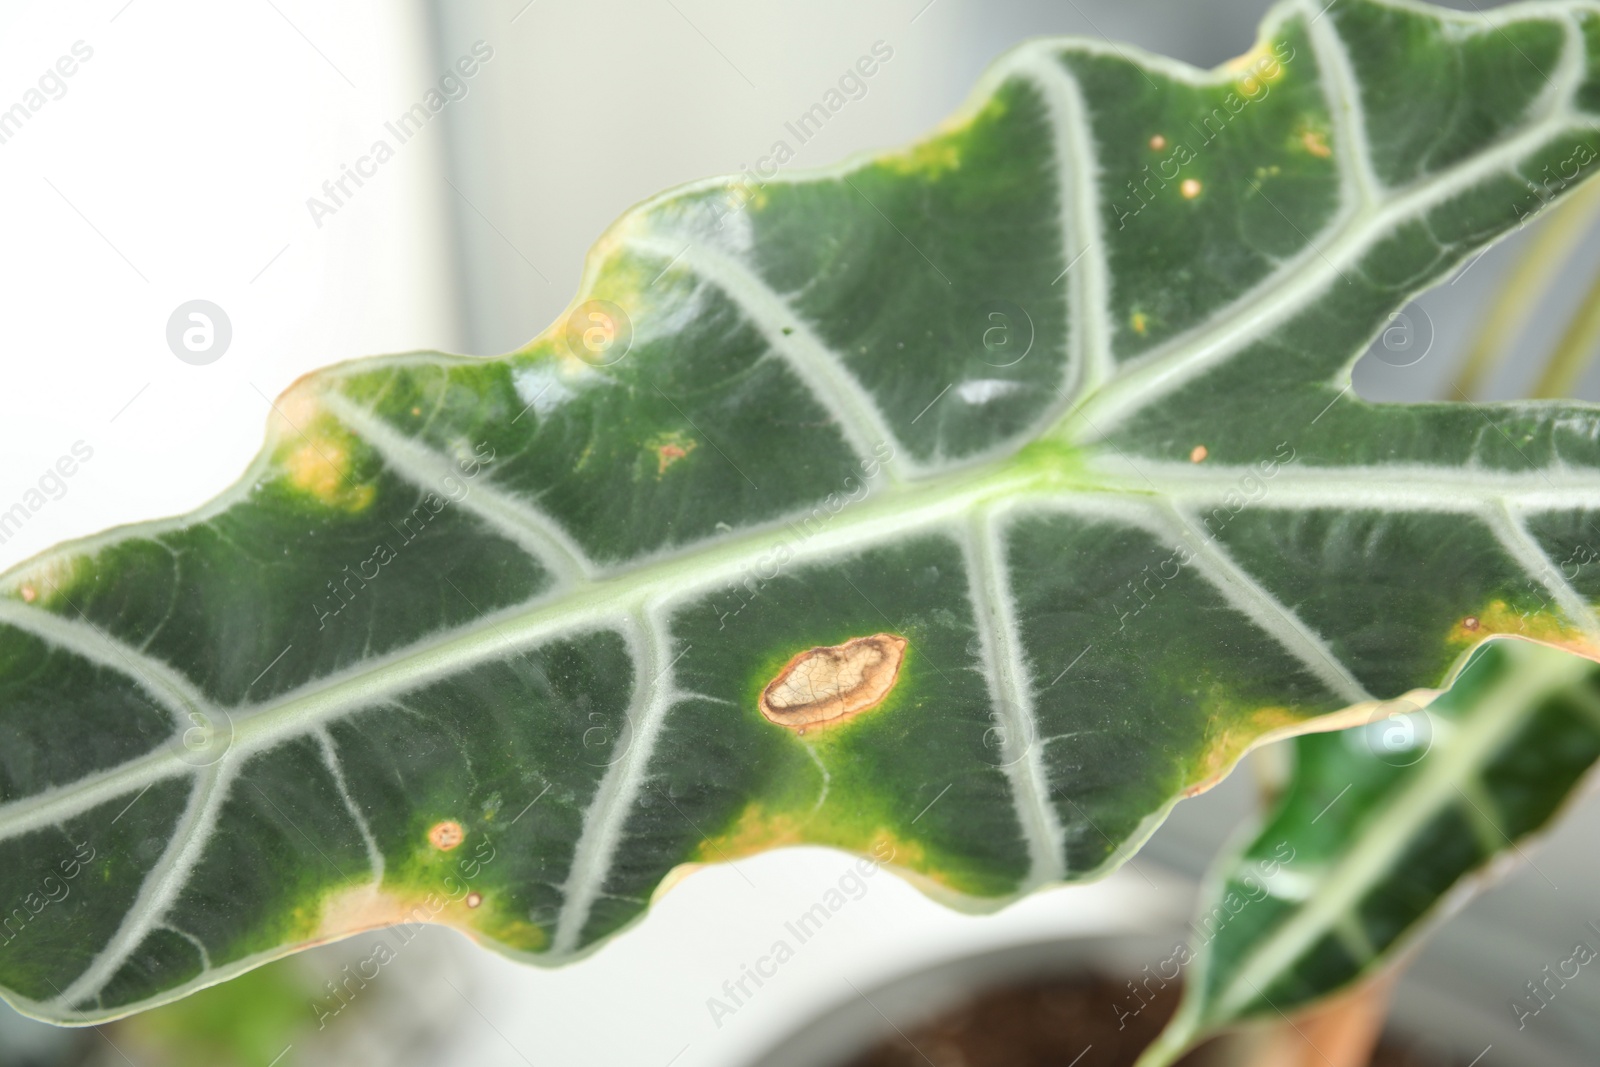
[1188,703,1303,796]
[728,179,769,213]
[271,384,375,512]
[305,881,546,953]
[1130,311,1149,336]
[309,883,429,942]
[1449,599,1598,657]
[695,802,934,880]
[651,861,707,903]
[647,431,698,476]
[1223,39,1288,84]
[283,439,369,510]
[760,633,907,730]
[546,221,659,366]
[703,805,808,859]
[475,914,547,952]
[881,136,962,177]
[4,554,86,610]
[881,95,1005,178]
[306,882,484,943]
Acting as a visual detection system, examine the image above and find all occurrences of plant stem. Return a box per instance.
[1530,262,1600,398]
[1133,1018,1198,1067]
[1448,179,1600,399]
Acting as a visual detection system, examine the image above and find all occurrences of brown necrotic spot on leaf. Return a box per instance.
[429,821,465,851]
[760,634,907,730]
[648,430,697,476]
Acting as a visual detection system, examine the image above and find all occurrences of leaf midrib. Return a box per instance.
[10,430,1600,845]
[0,455,1057,837]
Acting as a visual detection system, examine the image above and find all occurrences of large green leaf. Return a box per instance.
[1137,639,1600,1065]
[4,0,1600,1024]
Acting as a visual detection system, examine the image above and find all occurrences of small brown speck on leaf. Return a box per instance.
[429,821,465,851]
[1180,178,1203,199]
[466,892,483,908]
[760,634,908,730]
[19,585,35,603]
[1463,616,1480,631]
[1190,445,1208,463]
[1149,134,1167,150]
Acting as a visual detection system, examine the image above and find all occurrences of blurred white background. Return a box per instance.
[3,0,1600,1064]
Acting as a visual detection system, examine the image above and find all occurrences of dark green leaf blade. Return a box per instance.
[3,0,1600,1024]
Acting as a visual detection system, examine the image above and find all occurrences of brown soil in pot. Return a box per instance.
[837,974,1466,1067]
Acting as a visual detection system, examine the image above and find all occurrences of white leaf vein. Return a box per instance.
[961,513,1068,886]
[321,392,595,583]
[625,234,908,481]
[551,612,679,955]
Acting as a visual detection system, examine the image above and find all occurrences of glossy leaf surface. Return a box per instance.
[4,0,1600,1023]
[1139,640,1600,1065]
